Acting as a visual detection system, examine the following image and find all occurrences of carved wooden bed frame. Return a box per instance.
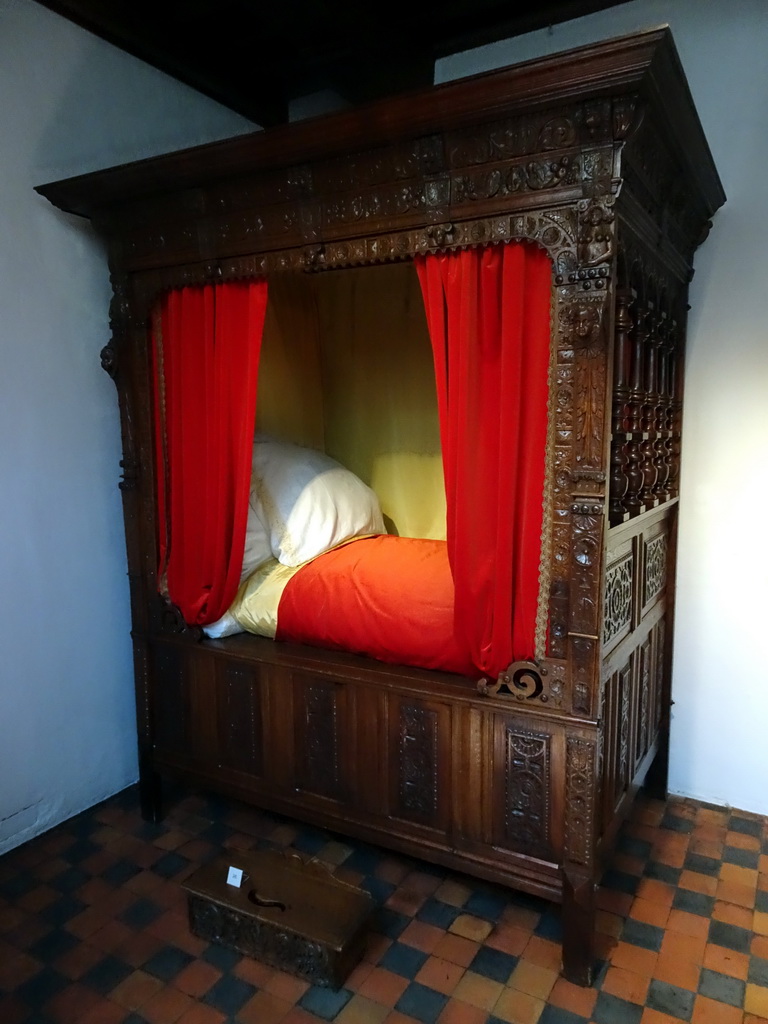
[37,28,724,984]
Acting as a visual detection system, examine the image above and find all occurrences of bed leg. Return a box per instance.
[643,721,670,800]
[139,758,163,823]
[561,868,596,986]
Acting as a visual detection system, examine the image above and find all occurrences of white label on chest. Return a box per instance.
[226,865,244,888]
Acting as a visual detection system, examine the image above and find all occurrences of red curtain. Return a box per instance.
[416,242,551,677]
[152,279,268,626]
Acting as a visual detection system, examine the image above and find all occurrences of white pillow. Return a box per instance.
[240,500,271,582]
[251,438,385,566]
[202,609,243,639]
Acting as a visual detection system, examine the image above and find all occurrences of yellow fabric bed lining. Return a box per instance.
[255,263,446,541]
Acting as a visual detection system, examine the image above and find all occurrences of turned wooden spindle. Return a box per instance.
[635,303,656,507]
[609,288,635,523]
[641,307,660,434]
[623,436,644,518]
[653,314,672,499]
[627,300,648,434]
[667,319,683,497]
[612,288,635,435]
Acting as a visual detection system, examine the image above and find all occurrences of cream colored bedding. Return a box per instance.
[228,558,302,637]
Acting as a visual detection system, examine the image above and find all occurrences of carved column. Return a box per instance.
[562,730,601,985]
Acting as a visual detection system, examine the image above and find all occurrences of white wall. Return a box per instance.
[439,0,768,814]
[0,0,256,854]
[3,0,764,854]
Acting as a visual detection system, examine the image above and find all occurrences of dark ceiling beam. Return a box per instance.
[35,0,632,126]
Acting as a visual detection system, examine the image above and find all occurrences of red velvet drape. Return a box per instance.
[152,280,268,626]
[415,242,551,677]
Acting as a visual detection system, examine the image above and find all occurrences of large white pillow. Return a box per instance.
[240,500,271,582]
[251,438,385,566]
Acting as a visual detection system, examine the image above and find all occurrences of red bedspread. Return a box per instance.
[275,535,475,676]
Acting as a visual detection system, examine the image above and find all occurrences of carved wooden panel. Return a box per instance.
[494,721,552,857]
[151,643,189,756]
[643,533,667,608]
[603,552,634,649]
[618,663,632,797]
[654,618,667,732]
[188,895,339,987]
[395,702,440,826]
[636,635,653,770]
[564,736,598,867]
[216,664,264,779]
[295,678,344,802]
[601,654,636,822]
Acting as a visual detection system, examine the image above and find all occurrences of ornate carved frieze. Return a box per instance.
[502,728,551,855]
[644,533,667,606]
[398,703,439,822]
[113,97,627,276]
[445,103,611,168]
[452,152,581,207]
[603,553,633,647]
[132,205,583,321]
[187,896,337,988]
[564,735,598,866]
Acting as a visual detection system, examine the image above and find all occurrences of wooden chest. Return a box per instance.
[183,849,374,989]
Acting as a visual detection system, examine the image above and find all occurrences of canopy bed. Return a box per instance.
[37,27,724,984]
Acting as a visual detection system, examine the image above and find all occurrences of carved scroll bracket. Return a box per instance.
[477,658,566,710]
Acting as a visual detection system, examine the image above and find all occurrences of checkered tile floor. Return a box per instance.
[1,784,767,1023]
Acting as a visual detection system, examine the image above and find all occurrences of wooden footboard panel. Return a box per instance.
[146,633,604,904]
[599,503,676,850]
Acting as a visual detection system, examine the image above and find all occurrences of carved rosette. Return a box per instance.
[603,553,633,647]
[564,735,598,867]
[502,729,551,856]
[644,534,667,606]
